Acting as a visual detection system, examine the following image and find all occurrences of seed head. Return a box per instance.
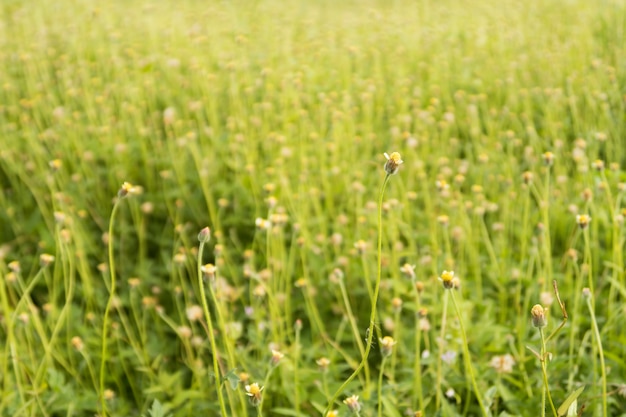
[384,152,403,175]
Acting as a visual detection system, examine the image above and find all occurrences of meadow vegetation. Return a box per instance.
[1,0,626,416]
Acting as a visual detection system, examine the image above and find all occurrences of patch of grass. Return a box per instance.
[1,0,626,416]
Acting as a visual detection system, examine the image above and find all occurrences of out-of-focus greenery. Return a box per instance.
[1,0,625,415]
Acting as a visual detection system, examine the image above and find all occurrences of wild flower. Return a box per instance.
[400,263,416,280]
[489,354,516,374]
[384,152,403,175]
[380,336,397,357]
[343,395,361,413]
[71,336,84,351]
[440,270,455,289]
[245,382,264,406]
[270,349,285,366]
[39,254,55,267]
[186,305,203,322]
[576,214,591,229]
[542,151,555,166]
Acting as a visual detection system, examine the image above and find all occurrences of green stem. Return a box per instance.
[539,328,558,417]
[436,290,449,411]
[377,356,387,417]
[198,240,228,417]
[294,321,301,416]
[412,278,425,412]
[450,290,488,417]
[99,199,121,417]
[338,276,369,392]
[324,173,391,414]
[586,295,608,417]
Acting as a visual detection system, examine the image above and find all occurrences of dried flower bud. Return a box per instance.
[531,304,547,328]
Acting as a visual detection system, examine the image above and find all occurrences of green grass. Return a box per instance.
[1,0,626,415]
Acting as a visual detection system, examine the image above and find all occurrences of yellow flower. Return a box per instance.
[576,214,591,229]
[379,336,397,357]
[245,382,264,406]
[384,152,403,175]
[440,270,455,289]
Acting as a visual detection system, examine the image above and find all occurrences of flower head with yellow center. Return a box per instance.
[379,336,397,357]
[440,270,455,289]
[384,152,403,175]
[576,214,591,229]
[245,382,264,406]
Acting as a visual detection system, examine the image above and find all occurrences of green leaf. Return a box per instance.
[143,399,172,417]
[224,369,241,390]
[557,386,584,416]
[381,395,404,417]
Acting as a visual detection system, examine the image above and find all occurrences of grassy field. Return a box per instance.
[1,0,626,416]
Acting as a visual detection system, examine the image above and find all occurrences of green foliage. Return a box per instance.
[143,400,172,417]
[0,0,625,416]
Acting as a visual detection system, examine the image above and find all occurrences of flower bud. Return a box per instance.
[531,304,547,328]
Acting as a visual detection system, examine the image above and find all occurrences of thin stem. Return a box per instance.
[539,328,558,417]
[294,321,301,416]
[377,356,387,417]
[586,295,608,417]
[197,240,228,417]
[411,283,425,412]
[338,276,369,392]
[324,173,391,414]
[449,290,488,417]
[99,199,121,417]
[436,290,449,410]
